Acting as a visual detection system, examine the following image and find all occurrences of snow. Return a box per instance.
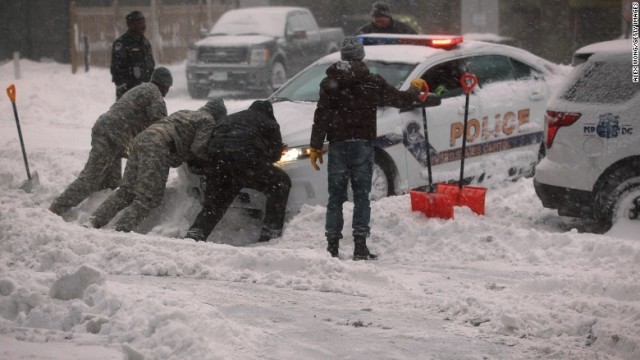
[1,60,639,360]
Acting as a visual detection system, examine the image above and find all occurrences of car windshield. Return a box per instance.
[210,11,285,37]
[272,60,417,102]
[560,60,640,103]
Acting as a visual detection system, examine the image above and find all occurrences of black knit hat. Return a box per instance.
[340,37,365,61]
[126,11,145,24]
[371,1,392,18]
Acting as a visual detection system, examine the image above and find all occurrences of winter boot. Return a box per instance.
[327,239,339,258]
[185,228,207,242]
[258,226,282,243]
[353,236,378,261]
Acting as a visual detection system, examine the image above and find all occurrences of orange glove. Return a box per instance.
[309,149,323,171]
[410,78,427,90]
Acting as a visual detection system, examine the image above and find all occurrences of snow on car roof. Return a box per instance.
[574,39,632,56]
[316,40,554,73]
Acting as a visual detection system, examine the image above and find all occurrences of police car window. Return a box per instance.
[271,63,331,102]
[465,55,514,86]
[366,61,415,89]
[560,61,640,103]
[511,59,535,80]
[423,59,465,98]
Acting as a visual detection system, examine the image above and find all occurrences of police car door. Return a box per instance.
[465,55,545,178]
[400,58,483,189]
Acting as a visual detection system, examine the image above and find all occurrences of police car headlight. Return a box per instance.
[279,146,309,163]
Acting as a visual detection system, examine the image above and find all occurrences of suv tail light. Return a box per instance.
[545,111,581,148]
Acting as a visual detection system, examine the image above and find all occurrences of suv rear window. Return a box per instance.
[560,61,640,103]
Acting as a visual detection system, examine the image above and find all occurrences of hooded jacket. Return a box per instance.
[355,18,417,35]
[310,60,418,150]
[210,100,283,163]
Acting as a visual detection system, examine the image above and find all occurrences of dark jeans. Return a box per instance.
[189,151,291,239]
[325,140,374,241]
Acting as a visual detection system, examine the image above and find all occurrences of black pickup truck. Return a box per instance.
[186,6,344,98]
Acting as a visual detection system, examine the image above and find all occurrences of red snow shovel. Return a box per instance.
[7,84,39,192]
[410,83,454,219]
[436,74,486,216]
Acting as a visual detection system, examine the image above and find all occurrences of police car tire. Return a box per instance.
[347,153,396,202]
[594,167,640,231]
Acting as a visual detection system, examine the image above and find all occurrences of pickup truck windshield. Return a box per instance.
[210,11,286,38]
[272,61,417,102]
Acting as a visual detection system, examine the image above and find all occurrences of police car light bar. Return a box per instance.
[358,34,463,49]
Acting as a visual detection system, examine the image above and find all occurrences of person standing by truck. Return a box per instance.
[111,11,155,99]
[356,1,417,35]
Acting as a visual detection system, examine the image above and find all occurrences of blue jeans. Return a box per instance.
[325,140,374,241]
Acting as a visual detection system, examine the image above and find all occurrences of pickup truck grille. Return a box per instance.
[199,47,248,64]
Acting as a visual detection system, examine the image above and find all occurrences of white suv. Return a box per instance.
[534,47,640,230]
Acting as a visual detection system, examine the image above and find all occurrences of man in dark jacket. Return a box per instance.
[309,37,425,260]
[111,11,155,99]
[89,98,227,232]
[356,1,417,35]
[185,100,291,243]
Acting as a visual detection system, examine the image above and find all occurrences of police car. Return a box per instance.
[183,34,561,213]
[534,44,640,230]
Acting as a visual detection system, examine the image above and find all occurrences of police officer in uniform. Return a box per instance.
[111,11,155,99]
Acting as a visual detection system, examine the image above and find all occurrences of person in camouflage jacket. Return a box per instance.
[88,98,227,232]
[49,67,172,217]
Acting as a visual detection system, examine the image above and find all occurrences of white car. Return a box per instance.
[534,45,640,230]
[184,34,560,214]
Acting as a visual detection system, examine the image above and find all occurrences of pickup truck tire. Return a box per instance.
[188,84,209,99]
[268,61,287,93]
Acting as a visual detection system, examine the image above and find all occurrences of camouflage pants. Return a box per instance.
[49,132,122,215]
[91,130,174,232]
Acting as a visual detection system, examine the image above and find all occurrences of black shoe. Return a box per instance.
[327,239,339,258]
[257,234,271,242]
[185,228,206,242]
[353,236,378,261]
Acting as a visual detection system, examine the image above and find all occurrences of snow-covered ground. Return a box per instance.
[0,60,638,360]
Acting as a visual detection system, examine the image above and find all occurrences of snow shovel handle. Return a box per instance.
[459,74,477,189]
[418,82,435,192]
[6,84,32,181]
[7,84,16,103]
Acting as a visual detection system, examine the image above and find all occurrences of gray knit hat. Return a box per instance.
[150,67,173,87]
[340,37,365,61]
[371,1,392,18]
[200,97,227,119]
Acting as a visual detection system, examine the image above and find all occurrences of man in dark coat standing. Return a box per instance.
[309,37,425,260]
[185,100,291,243]
[356,1,417,35]
[111,11,155,99]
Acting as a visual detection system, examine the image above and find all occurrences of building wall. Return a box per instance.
[0,0,71,63]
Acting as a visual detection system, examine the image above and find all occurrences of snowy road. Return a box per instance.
[0,61,638,360]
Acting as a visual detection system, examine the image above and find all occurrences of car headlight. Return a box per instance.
[250,47,269,66]
[279,146,311,164]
